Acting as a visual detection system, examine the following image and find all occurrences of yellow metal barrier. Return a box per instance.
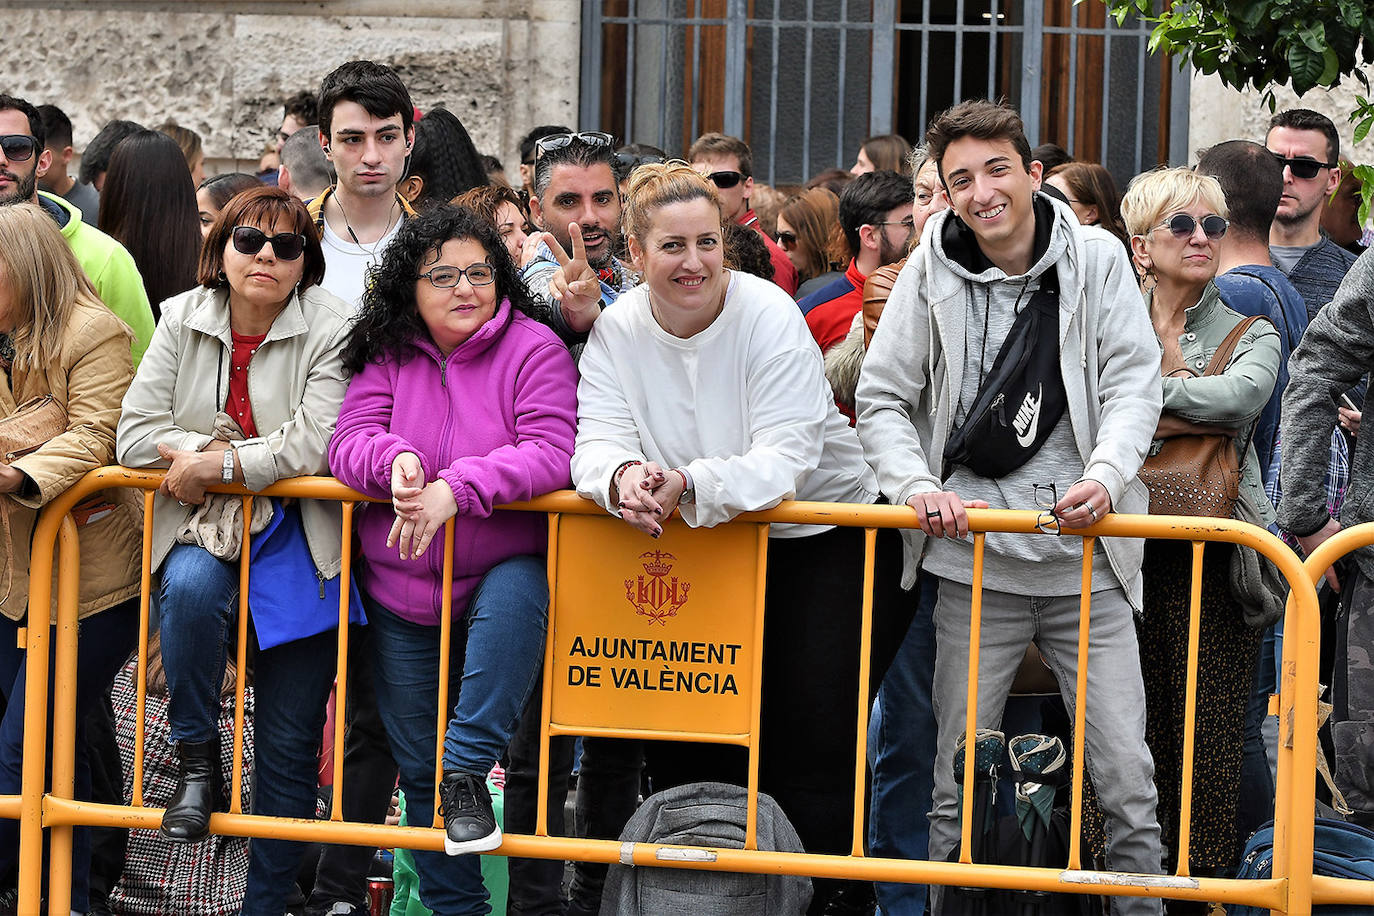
[14,467,1322,915]
[1298,522,1374,909]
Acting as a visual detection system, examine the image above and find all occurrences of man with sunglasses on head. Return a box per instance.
[521,130,638,359]
[1266,108,1361,324]
[506,128,647,916]
[306,60,417,310]
[857,100,1164,914]
[688,132,799,295]
[0,94,154,365]
[799,169,914,356]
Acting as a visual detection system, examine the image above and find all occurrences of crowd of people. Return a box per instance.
[0,54,1372,916]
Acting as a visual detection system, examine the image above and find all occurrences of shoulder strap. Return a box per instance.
[1202,315,1264,378]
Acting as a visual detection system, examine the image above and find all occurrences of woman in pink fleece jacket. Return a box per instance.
[329,205,577,914]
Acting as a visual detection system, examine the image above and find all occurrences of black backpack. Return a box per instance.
[943,265,1067,479]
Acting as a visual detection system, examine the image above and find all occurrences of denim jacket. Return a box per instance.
[1150,282,1282,526]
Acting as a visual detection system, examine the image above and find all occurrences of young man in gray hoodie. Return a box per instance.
[855,100,1164,913]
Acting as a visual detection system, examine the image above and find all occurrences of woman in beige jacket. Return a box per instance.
[116,186,354,913]
[0,203,140,913]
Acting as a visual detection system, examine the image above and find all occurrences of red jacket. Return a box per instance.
[739,209,799,296]
[803,259,867,353]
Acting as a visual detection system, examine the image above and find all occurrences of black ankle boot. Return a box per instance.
[160,740,218,842]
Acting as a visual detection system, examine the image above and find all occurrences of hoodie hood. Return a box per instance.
[935,193,1068,284]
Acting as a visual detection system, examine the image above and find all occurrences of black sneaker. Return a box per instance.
[438,772,501,855]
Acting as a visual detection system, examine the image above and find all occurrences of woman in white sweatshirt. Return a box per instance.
[571,160,912,911]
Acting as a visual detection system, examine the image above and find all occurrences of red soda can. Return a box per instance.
[367,876,394,915]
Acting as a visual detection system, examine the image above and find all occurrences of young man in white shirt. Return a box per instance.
[306,60,417,310]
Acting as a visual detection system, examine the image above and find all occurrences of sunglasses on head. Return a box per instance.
[0,135,39,162]
[616,152,666,173]
[776,230,798,248]
[1271,154,1335,180]
[705,170,744,189]
[533,131,616,162]
[1154,213,1228,241]
[232,226,307,261]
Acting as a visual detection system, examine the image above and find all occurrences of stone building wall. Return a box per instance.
[1189,67,1374,167]
[3,0,581,176]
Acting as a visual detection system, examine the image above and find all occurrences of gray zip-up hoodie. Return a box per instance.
[855,194,1163,610]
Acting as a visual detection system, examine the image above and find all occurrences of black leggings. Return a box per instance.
[644,523,914,855]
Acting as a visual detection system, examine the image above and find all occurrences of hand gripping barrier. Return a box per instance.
[11,467,1322,915]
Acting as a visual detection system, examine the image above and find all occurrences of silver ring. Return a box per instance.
[178,500,189,507]
[1087,504,1099,520]
[926,509,941,518]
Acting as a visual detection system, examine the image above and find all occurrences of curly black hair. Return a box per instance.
[341,204,536,374]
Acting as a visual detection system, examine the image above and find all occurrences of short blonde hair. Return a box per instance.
[623,160,722,247]
[1120,167,1228,239]
[0,204,106,371]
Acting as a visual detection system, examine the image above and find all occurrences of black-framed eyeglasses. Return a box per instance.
[776,230,798,248]
[1271,154,1336,180]
[418,264,496,289]
[231,226,307,261]
[873,217,917,233]
[705,170,744,189]
[1033,482,1061,534]
[1153,213,1228,241]
[533,131,616,163]
[0,135,39,163]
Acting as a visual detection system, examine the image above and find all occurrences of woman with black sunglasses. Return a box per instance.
[1120,167,1281,891]
[117,185,359,912]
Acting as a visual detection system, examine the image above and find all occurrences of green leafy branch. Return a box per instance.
[1096,0,1373,227]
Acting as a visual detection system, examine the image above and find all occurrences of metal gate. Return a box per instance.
[579,0,1191,186]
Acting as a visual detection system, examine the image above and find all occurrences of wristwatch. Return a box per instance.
[221,448,236,484]
[675,467,695,505]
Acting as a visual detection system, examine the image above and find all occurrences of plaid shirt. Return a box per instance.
[1267,428,1350,549]
[108,661,256,916]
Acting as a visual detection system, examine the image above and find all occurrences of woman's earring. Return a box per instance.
[1140,268,1157,292]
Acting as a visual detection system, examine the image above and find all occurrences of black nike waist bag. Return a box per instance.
[942,265,1067,479]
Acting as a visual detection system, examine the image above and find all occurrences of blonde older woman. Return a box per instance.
[0,203,141,913]
[1120,167,1281,887]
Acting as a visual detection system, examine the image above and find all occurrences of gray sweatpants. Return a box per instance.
[928,579,1163,916]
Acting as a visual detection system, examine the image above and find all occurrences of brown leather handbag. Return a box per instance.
[1138,317,1261,518]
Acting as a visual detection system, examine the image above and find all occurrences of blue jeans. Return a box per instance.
[0,597,138,912]
[158,543,337,916]
[870,574,938,916]
[367,554,549,916]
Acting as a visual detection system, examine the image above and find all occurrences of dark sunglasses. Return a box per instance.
[1154,213,1229,241]
[705,170,745,189]
[533,131,616,162]
[776,230,798,248]
[231,226,307,261]
[0,135,39,162]
[1271,154,1335,180]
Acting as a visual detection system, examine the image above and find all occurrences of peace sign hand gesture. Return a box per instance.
[546,222,603,333]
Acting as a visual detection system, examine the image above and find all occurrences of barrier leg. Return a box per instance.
[17,600,51,914]
[47,519,81,915]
